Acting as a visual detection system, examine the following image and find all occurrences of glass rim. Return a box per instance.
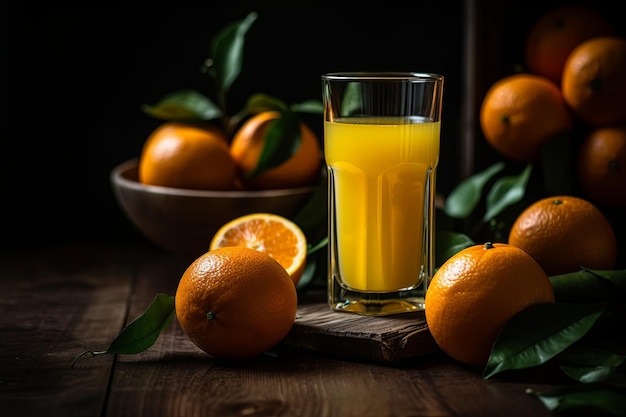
[321,72,444,82]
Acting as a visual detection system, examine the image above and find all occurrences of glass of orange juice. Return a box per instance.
[322,72,444,316]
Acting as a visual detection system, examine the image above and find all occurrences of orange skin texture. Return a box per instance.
[139,121,237,190]
[508,195,617,276]
[577,126,626,208]
[479,73,572,162]
[562,36,626,126]
[230,111,322,190]
[175,246,298,359]
[425,242,555,367]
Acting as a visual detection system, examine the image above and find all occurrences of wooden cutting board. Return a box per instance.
[282,301,440,363]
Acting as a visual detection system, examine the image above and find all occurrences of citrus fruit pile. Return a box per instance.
[138,111,323,192]
[426,196,618,367]
[175,212,307,359]
[427,5,624,369]
[479,5,626,208]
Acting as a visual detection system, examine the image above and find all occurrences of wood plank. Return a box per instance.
[0,243,146,417]
[283,302,439,362]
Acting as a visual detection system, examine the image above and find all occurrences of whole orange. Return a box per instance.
[508,195,617,276]
[425,242,555,368]
[561,36,626,126]
[577,126,626,208]
[138,121,237,190]
[524,5,615,84]
[479,73,572,162]
[175,246,298,359]
[230,111,322,190]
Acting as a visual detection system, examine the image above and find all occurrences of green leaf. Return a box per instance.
[141,89,222,121]
[340,81,363,117]
[483,302,608,379]
[483,163,532,222]
[292,171,329,293]
[296,258,318,291]
[587,268,626,290]
[244,93,290,114]
[558,347,626,387]
[307,236,329,256]
[435,231,474,267]
[247,111,301,178]
[291,100,324,114]
[209,11,258,95]
[549,268,626,303]
[293,170,328,237]
[72,293,175,366]
[528,385,626,416]
[106,293,176,354]
[443,162,505,219]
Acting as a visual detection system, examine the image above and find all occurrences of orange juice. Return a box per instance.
[325,117,440,292]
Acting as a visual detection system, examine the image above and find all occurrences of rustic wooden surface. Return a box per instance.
[284,302,438,362]
[0,241,567,417]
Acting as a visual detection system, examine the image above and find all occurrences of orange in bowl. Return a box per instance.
[230,111,323,190]
[110,159,316,258]
[138,121,237,191]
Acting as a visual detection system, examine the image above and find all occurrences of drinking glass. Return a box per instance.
[322,72,444,316]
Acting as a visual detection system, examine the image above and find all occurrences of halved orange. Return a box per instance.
[209,213,307,286]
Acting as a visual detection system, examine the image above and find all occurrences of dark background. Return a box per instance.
[2,1,624,252]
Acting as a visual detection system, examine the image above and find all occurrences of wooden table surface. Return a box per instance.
[0,241,566,417]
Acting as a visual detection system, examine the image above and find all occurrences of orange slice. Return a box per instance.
[209,213,307,286]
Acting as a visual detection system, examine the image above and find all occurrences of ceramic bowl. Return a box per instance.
[110,159,317,257]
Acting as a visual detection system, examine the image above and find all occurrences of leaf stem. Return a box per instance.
[71,350,108,368]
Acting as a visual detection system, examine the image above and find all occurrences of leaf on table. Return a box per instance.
[483,303,608,379]
[558,347,626,387]
[443,161,505,219]
[483,163,532,222]
[141,89,222,121]
[72,293,176,366]
[549,268,626,303]
[209,11,258,95]
[527,385,626,416]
